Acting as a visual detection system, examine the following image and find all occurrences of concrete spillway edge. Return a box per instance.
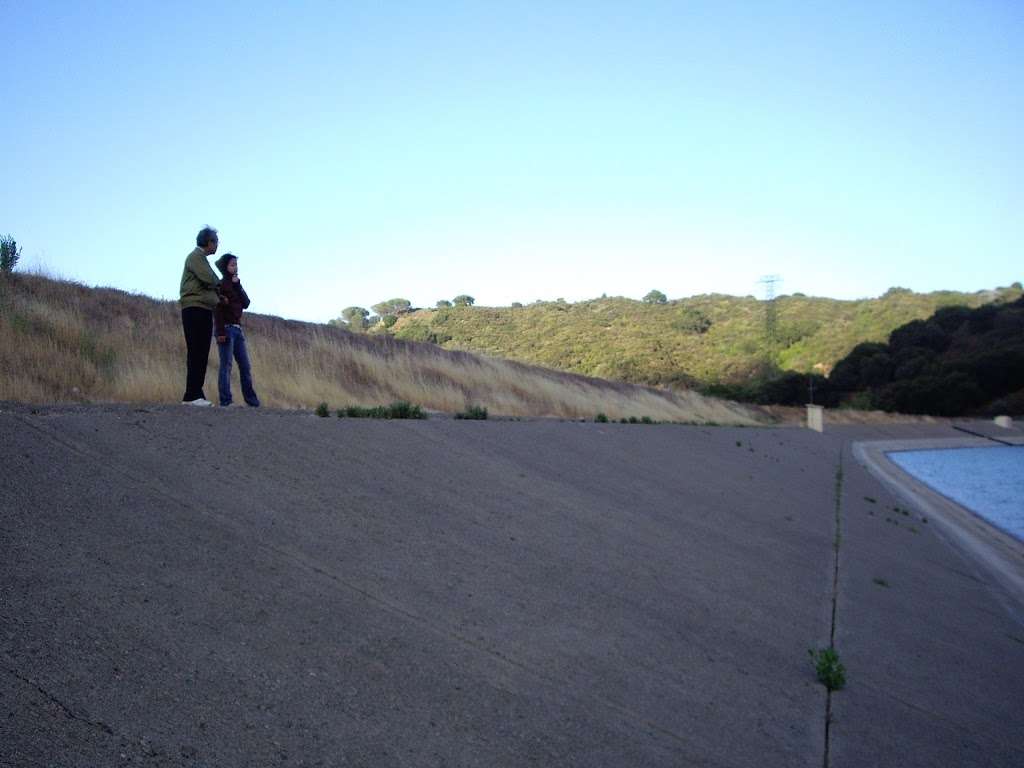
[852,437,1024,626]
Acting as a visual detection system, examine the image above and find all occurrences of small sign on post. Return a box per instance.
[807,404,824,433]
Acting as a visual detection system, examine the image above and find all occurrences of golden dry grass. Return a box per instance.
[0,273,763,424]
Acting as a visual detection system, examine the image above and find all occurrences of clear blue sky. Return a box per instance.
[3,1,1021,322]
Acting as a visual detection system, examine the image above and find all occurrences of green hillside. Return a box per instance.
[384,285,1023,388]
[825,297,1024,416]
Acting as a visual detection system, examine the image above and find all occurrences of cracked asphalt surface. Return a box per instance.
[1,404,1022,766]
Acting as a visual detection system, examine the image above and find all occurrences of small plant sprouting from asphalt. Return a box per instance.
[809,647,846,691]
[315,402,330,417]
[594,412,609,423]
[455,405,488,420]
[872,577,890,588]
[336,401,425,419]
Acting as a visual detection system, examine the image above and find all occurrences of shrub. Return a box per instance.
[640,416,654,424]
[0,235,20,274]
[337,401,425,419]
[809,647,846,691]
[931,305,972,333]
[841,391,874,411]
[315,402,330,417]
[455,405,488,420]
[387,401,424,419]
[594,412,608,423]
[889,319,950,353]
[673,307,712,334]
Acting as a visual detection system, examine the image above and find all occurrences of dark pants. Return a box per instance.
[217,325,260,407]
[181,307,213,401]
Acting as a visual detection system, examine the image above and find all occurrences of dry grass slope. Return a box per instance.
[0,273,761,424]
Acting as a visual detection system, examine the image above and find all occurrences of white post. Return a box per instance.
[806,404,824,433]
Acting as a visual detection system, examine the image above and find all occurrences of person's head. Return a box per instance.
[196,226,219,255]
[215,253,238,276]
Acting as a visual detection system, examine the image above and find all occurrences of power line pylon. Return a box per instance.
[757,274,782,342]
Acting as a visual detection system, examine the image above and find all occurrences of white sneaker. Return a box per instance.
[183,398,214,407]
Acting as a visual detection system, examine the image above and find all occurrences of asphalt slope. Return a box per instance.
[2,405,1021,767]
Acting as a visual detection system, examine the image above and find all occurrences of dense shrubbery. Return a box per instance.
[726,298,1024,416]
[388,286,1022,394]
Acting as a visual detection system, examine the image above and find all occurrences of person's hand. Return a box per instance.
[232,275,240,283]
[219,293,229,304]
[216,335,227,344]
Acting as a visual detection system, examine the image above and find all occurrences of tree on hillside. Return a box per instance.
[0,235,21,274]
[436,299,452,308]
[372,298,411,316]
[339,306,370,331]
[643,289,667,304]
[883,286,912,297]
[453,295,475,307]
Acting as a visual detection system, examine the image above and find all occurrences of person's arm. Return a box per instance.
[237,282,251,310]
[186,251,219,288]
[214,305,227,342]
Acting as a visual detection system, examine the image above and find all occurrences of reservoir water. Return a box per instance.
[888,446,1024,541]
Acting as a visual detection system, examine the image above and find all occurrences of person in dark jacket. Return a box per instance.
[214,253,260,407]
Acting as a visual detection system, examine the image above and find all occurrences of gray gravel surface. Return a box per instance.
[1,404,1022,767]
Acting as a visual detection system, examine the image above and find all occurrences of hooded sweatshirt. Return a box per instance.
[214,255,251,337]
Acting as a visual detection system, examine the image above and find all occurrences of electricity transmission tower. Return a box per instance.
[757,274,782,342]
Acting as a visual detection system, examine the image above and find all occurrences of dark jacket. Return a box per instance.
[215,276,251,338]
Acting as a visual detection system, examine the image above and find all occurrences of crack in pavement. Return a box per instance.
[822,447,845,768]
[3,665,114,736]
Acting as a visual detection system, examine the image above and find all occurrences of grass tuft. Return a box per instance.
[454,405,488,420]
[809,647,846,691]
[336,401,425,419]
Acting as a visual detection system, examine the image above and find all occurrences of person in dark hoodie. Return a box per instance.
[214,253,260,407]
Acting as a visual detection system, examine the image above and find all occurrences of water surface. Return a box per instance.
[888,446,1024,541]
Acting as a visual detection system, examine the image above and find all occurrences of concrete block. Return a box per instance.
[806,404,824,432]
